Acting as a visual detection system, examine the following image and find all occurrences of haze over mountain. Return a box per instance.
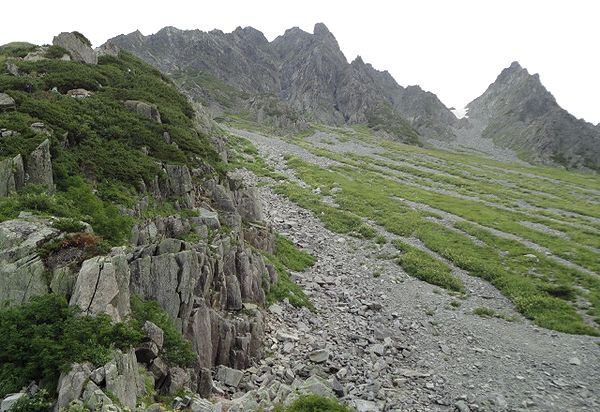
[107,24,600,171]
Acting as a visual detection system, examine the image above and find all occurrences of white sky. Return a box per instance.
[3,0,599,124]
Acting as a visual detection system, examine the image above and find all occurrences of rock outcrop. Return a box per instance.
[25,139,54,192]
[0,218,57,306]
[70,253,131,322]
[52,32,98,64]
[124,100,162,123]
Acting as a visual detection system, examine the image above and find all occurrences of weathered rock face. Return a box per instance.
[25,139,54,192]
[105,24,457,140]
[0,218,59,306]
[53,32,98,64]
[70,253,131,322]
[124,100,162,123]
[56,363,93,411]
[0,155,25,197]
[105,349,145,410]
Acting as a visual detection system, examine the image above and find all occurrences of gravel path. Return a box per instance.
[229,128,600,412]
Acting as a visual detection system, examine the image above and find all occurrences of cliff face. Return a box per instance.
[462,62,600,169]
[106,24,458,141]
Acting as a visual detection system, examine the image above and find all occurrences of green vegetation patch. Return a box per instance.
[0,295,142,397]
[262,234,316,310]
[275,395,351,412]
[393,240,464,292]
[130,296,197,367]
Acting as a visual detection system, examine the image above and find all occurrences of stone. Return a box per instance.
[90,367,106,385]
[308,349,330,363]
[0,219,56,306]
[82,381,113,411]
[196,367,214,398]
[150,357,169,382]
[67,88,93,98]
[124,100,162,123]
[353,399,379,412]
[25,139,54,192]
[29,122,51,135]
[215,366,244,387]
[166,367,191,394]
[0,93,16,111]
[1,393,25,412]
[371,343,385,356]
[53,32,98,64]
[190,397,215,412]
[455,400,470,412]
[193,208,221,229]
[70,253,131,322]
[0,158,16,197]
[276,330,299,342]
[105,349,142,410]
[331,377,345,397]
[143,321,165,348]
[296,375,335,398]
[568,357,581,365]
[56,363,93,411]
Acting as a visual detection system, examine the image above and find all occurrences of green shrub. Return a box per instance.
[274,235,316,272]
[0,295,142,398]
[44,45,70,60]
[52,218,86,233]
[7,389,54,412]
[130,296,197,367]
[280,395,351,412]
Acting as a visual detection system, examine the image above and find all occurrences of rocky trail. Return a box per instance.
[231,128,600,411]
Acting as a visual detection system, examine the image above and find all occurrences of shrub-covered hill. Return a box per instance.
[0,45,222,243]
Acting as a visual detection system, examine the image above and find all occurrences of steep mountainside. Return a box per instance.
[0,33,324,410]
[462,61,600,170]
[106,24,457,142]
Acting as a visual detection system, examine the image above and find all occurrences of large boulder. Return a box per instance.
[124,100,162,123]
[104,349,144,410]
[0,155,23,198]
[0,218,58,306]
[0,93,15,111]
[56,363,93,411]
[25,139,54,192]
[52,32,97,64]
[70,253,131,322]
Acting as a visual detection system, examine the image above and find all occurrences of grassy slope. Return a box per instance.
[229,121,600,336]
[0,49,222,243]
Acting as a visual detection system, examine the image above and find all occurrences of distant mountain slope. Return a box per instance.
[105,24,457,142]
[462,62,600,170]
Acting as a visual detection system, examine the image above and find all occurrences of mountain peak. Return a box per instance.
[313,23,332,36]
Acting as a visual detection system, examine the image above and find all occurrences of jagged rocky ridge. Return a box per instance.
[459,61,600,170]
[105,24,458,141]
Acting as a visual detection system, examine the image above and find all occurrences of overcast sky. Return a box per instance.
[3,0,599,123]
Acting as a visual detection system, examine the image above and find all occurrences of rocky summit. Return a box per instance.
[106,24,457,143]
[0,19,599,412]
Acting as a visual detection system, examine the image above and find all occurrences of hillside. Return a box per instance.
[0,33,333,412]
[105,24,457,143]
